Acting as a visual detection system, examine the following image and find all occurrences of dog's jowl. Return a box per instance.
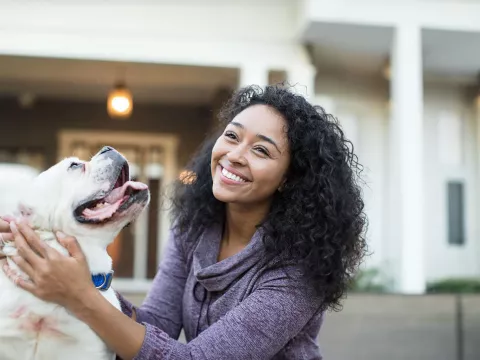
[0,146,150,360]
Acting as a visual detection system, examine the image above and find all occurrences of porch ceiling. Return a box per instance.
[0,55,238,104]
[303,22,393,79]
[302,21,480,84]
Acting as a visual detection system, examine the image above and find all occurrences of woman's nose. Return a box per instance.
[226,146,247,165]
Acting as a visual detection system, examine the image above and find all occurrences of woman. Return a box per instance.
[0,84,367,359]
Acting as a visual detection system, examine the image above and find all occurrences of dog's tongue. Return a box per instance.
[105,181,147,204]
[82,181,147,221]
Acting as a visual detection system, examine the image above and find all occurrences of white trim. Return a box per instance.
[303,0,480,31]
[133,209,148,280]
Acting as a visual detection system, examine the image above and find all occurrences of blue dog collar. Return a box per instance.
[91,271,114,291]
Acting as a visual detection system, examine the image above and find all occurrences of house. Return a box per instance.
[0,0,479,295]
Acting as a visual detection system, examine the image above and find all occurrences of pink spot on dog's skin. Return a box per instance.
[12,309,70,339]
[10,305,28,319]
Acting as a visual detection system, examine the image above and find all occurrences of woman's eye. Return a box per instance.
[224,131,238,140]
[254,147,270,157]
[69,162,83,170]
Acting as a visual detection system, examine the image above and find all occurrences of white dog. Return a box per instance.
[0,146,150,360]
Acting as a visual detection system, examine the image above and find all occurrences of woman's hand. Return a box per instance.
[3,220,147,359]
[0,218,13,257]
[3,221,96,313]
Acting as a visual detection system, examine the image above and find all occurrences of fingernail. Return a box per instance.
[0,215,12,221]
[56,231,66,239]
[10,222,18,233]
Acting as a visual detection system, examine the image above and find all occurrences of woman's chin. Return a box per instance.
[212,189,236,203]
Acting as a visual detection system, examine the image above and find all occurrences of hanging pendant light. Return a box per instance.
[107,82,133,119]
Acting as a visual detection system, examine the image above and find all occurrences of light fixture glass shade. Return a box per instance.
[107,84,133,119]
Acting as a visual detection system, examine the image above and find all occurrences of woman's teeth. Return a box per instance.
[221,167,246,182]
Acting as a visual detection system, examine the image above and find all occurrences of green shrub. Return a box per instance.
[426,278,480,293]
[350,268,389,293]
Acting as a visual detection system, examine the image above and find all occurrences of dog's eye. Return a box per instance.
[68,162,83,170]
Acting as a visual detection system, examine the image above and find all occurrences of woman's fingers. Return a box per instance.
[10,222,44,267]
[56,232,85,261]
[0,218,10,233]
[0,218,14,260]
[11,255,35,279]
[14,222,53,259]
[2,262,36,292]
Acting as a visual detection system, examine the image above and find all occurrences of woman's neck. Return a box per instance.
[223,203,269,246]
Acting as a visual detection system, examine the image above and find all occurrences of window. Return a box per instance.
[447,181,465,246]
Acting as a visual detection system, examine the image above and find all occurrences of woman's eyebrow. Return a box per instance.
[230,121,281,152]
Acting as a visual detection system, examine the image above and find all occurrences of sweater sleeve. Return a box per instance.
[133,270,323,360]
[117,230,188,340]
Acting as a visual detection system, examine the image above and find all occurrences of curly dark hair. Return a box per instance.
[170,84,368,312]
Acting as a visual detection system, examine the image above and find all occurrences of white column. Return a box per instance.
[476,100,480,274]
[287,63,317,100]
[239,63,269,88]
[390,23,425,294]
[133,170,149,281]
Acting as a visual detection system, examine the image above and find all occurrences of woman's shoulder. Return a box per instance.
[169,223,219,269]
[255,257,317,293]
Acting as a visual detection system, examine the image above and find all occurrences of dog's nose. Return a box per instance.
[99,146,113,155]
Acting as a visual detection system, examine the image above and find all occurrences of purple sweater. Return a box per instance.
[117,224,325,359]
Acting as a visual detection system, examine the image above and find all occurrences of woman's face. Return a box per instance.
[211,104,290,207]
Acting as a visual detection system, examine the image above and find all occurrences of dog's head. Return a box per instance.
[15,146,150,247]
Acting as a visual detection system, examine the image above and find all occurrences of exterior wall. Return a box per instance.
[315,75,480,288]
[423,84,479,281]
[315,75,389,275]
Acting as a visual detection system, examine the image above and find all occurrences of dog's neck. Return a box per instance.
[9,201,117,275]
[75,234,114,274]
[31,229,114,275]
[16,207,116,275]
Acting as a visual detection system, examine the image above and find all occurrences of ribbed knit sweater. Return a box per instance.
[117,224,324,359]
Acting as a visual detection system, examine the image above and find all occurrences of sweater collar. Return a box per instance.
[192,223,265,292]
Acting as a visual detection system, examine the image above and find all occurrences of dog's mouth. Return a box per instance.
[74,162,149,224]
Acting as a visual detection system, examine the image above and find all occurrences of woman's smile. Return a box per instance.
[217,165,250,185]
